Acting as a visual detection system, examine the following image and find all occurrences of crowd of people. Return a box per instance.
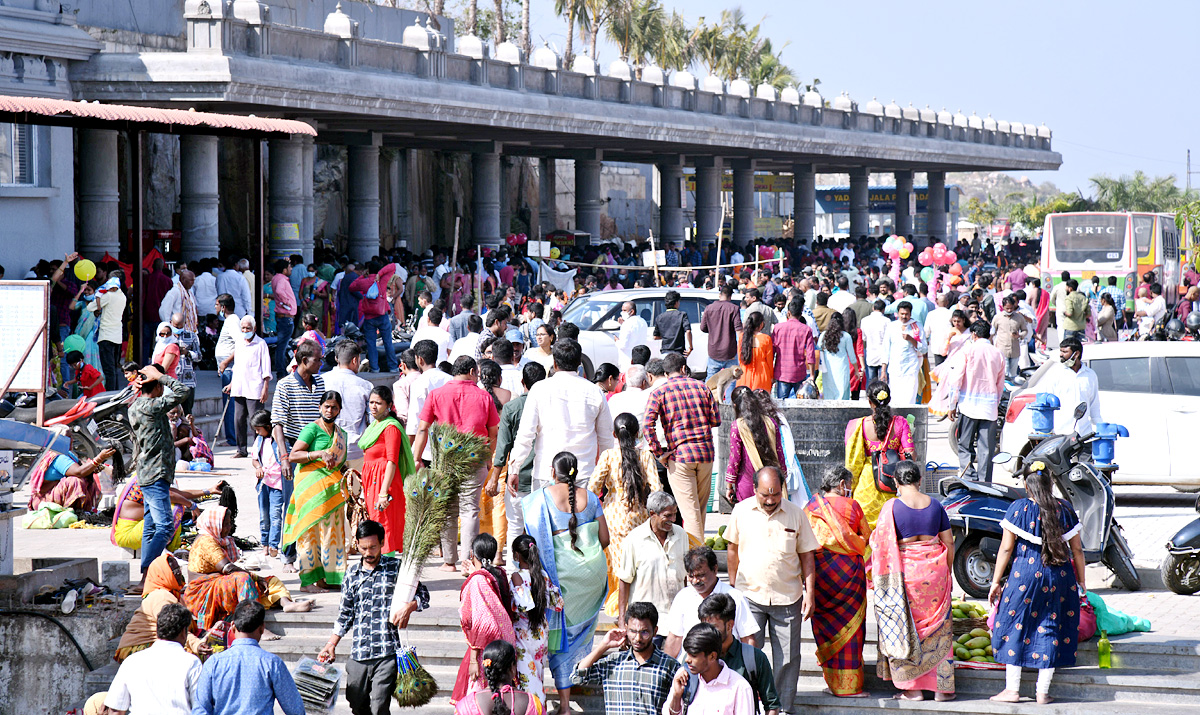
[26,232,1133,715]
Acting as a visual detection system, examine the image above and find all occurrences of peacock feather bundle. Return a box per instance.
[390,423,490,708]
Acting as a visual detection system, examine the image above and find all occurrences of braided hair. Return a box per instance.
[471,533,516,622]
[511,535,548,631]
[478,359,505,411]
[740,311,764,365]
[866,380,894,441]
[480,639,518,715]
[613,413,651,511]
[553,452,582,553]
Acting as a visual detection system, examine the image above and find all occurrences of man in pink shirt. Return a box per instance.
[662,623,755,715]
[349,260,399,373]
[771,298,817,400]
[412,355,499,574]
[945,320,1006,483]
[270,259,297,378]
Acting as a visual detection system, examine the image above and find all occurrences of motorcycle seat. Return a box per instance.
[5,398,81,424]
[89,390,124,407]
[958,479,1028,501]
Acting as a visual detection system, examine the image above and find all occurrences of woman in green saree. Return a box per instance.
[522,451,610,715]
[282,390,349,593]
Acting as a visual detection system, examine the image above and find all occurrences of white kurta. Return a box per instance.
[616,315,649,369]
[882,318,928,405]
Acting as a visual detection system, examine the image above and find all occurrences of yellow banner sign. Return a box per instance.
[683,173,794,193]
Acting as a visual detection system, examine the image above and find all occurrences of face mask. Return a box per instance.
[1062,353,1079,369]
[242,330,254,340]
[171,326,183,335]
[320,414,336,424]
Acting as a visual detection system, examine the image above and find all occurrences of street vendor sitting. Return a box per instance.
[28,444,115,513]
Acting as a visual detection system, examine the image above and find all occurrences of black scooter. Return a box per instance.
[1162,495,1200,595]
[940,402,1140,597]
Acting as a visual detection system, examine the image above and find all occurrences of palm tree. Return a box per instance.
[652,11,698,72]
[521,0,530,56]
[693,16,727,76]
[493,0,506,43]
[606,0,664,69]
[747,39,795,90]
[578,0,618,61]
[468,0,478,35]
[1090,171,1196,212]
[553,0,583,66]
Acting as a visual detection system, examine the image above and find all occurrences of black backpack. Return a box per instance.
[682,642,761,714]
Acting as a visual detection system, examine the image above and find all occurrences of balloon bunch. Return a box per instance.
[505,233,528,247]
[917,243,960,292]
[882,235,913,283]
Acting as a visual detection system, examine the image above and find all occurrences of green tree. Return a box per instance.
[747,39,795,90]
[1090,171,1197,212]
[606,0,665,69]
[553,0,584,66]
[964,196,1001,236]
[651,10,698,71]
[578,0,619,60]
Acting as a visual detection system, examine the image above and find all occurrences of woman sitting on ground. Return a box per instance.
[110,480,225,553]
[113,553,207,662]
[28,445,115,513]
[182,505,311,632]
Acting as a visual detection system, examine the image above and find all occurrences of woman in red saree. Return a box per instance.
[452,533,518,705]
[869,461,956,701]
[805,466,871,697]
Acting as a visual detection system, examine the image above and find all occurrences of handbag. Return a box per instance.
[867,418,901,494]
[874,577,919,660]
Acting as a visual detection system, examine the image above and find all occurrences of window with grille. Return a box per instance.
[0,123,36,186]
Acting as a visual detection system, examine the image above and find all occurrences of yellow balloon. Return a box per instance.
[549,247,560,260]
[74,259,97,282]
[899,249,910,259]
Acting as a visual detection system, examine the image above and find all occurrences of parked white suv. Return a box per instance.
[997,341,1200,489]
[561,288,740,377]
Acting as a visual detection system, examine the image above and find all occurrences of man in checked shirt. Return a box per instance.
[318,520,429,715]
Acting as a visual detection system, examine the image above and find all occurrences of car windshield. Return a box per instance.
[562,298,622,330]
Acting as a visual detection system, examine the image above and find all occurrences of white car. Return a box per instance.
[561,288,741,377]
[996,341,1200,489]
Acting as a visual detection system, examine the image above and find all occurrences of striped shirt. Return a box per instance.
[571,647,679,715]
[271,371,325,441]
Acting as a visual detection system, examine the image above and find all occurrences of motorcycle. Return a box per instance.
[940,402,1141,597]
[323,322,370,371]
[0,389,134,482]
[1161,494,1200,595]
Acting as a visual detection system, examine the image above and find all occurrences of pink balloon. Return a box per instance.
[933,243,946,256]
[905,242,914,253]
[918,253,932,266]
[944,251,957,264]
[949,263,963,275]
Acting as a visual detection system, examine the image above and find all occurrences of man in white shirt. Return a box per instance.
[925,292,955,365]
[663,546,760,659]
[216,256,253,318]
[880,300,928,405]
[491,339,525,396]
[411,305,452,364]
[1040,337,1103,435]
[449,314,484,362]
[90,270,127,391]
[608,365,652,423]
[158,269,199,330]
[508,338,614,489]
[859,299,889,386]
[214,294,242,446]
[104,602,201,715]
[320,341,373,462]
[192,259,219,320]
[615,301,649,370]
[826,275,855,314]
[405,339,451,462]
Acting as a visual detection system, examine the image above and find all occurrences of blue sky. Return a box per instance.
[524,0,1197,196]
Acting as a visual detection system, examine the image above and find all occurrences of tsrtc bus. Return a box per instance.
[1041,211,1183,309]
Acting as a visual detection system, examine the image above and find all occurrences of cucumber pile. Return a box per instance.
[951,599,996,664]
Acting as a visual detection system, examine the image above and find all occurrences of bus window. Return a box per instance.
[1132,215,1155,260]
[1049,214,1127,263]
[1163,221,1181,261]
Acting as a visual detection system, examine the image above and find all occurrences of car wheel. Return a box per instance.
[953,534,994,599]
[1161,553,1200,595]
[581,355,594,380]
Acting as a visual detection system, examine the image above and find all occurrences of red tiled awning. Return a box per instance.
[0,94,316,137]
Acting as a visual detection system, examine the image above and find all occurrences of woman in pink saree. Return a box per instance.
[453,533,518,705]
[869,461,956,701]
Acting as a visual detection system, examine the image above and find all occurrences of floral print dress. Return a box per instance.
[510,568,564,705]
[588,446,663,615]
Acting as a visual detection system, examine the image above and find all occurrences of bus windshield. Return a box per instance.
[1132,215,1155,259]
[1050,214,1127,264]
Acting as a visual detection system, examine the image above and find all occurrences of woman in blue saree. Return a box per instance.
[522,451,609,715]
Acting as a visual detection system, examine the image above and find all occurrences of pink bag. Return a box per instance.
[1078,599,1097,641]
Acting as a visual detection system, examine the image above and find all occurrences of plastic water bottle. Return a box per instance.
[1098,630,1112,669]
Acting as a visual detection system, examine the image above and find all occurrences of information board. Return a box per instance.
[0,281,49,392]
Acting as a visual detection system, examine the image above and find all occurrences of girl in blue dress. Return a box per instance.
[988,461,1087,705]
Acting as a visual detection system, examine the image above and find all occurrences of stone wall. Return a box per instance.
[555,160,658,240]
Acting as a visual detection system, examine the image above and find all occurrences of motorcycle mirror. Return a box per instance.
[1073,402,1088,420]
[992,452,1013,465]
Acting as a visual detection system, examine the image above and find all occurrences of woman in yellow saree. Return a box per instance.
[844,381,914,529]
[804,466,872,697]
[282,390,348,592]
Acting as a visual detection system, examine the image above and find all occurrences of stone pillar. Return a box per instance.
[849,167,870,239]
[269,136,305,259]
[927,170,947,243]
[732,159,755,248]
[473,149,502,248]
[347,139,381,262]
[498,156,511,239]
[78,128,121,260]
[179,134,220,263]
[301,135,315,262]
[792,163,815,248]
[658,159,684,247]
[538,157,556,237]
[894,169,914,239]
[397,149,412,247]
[574,155,603,239]
[694,156,723,246]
